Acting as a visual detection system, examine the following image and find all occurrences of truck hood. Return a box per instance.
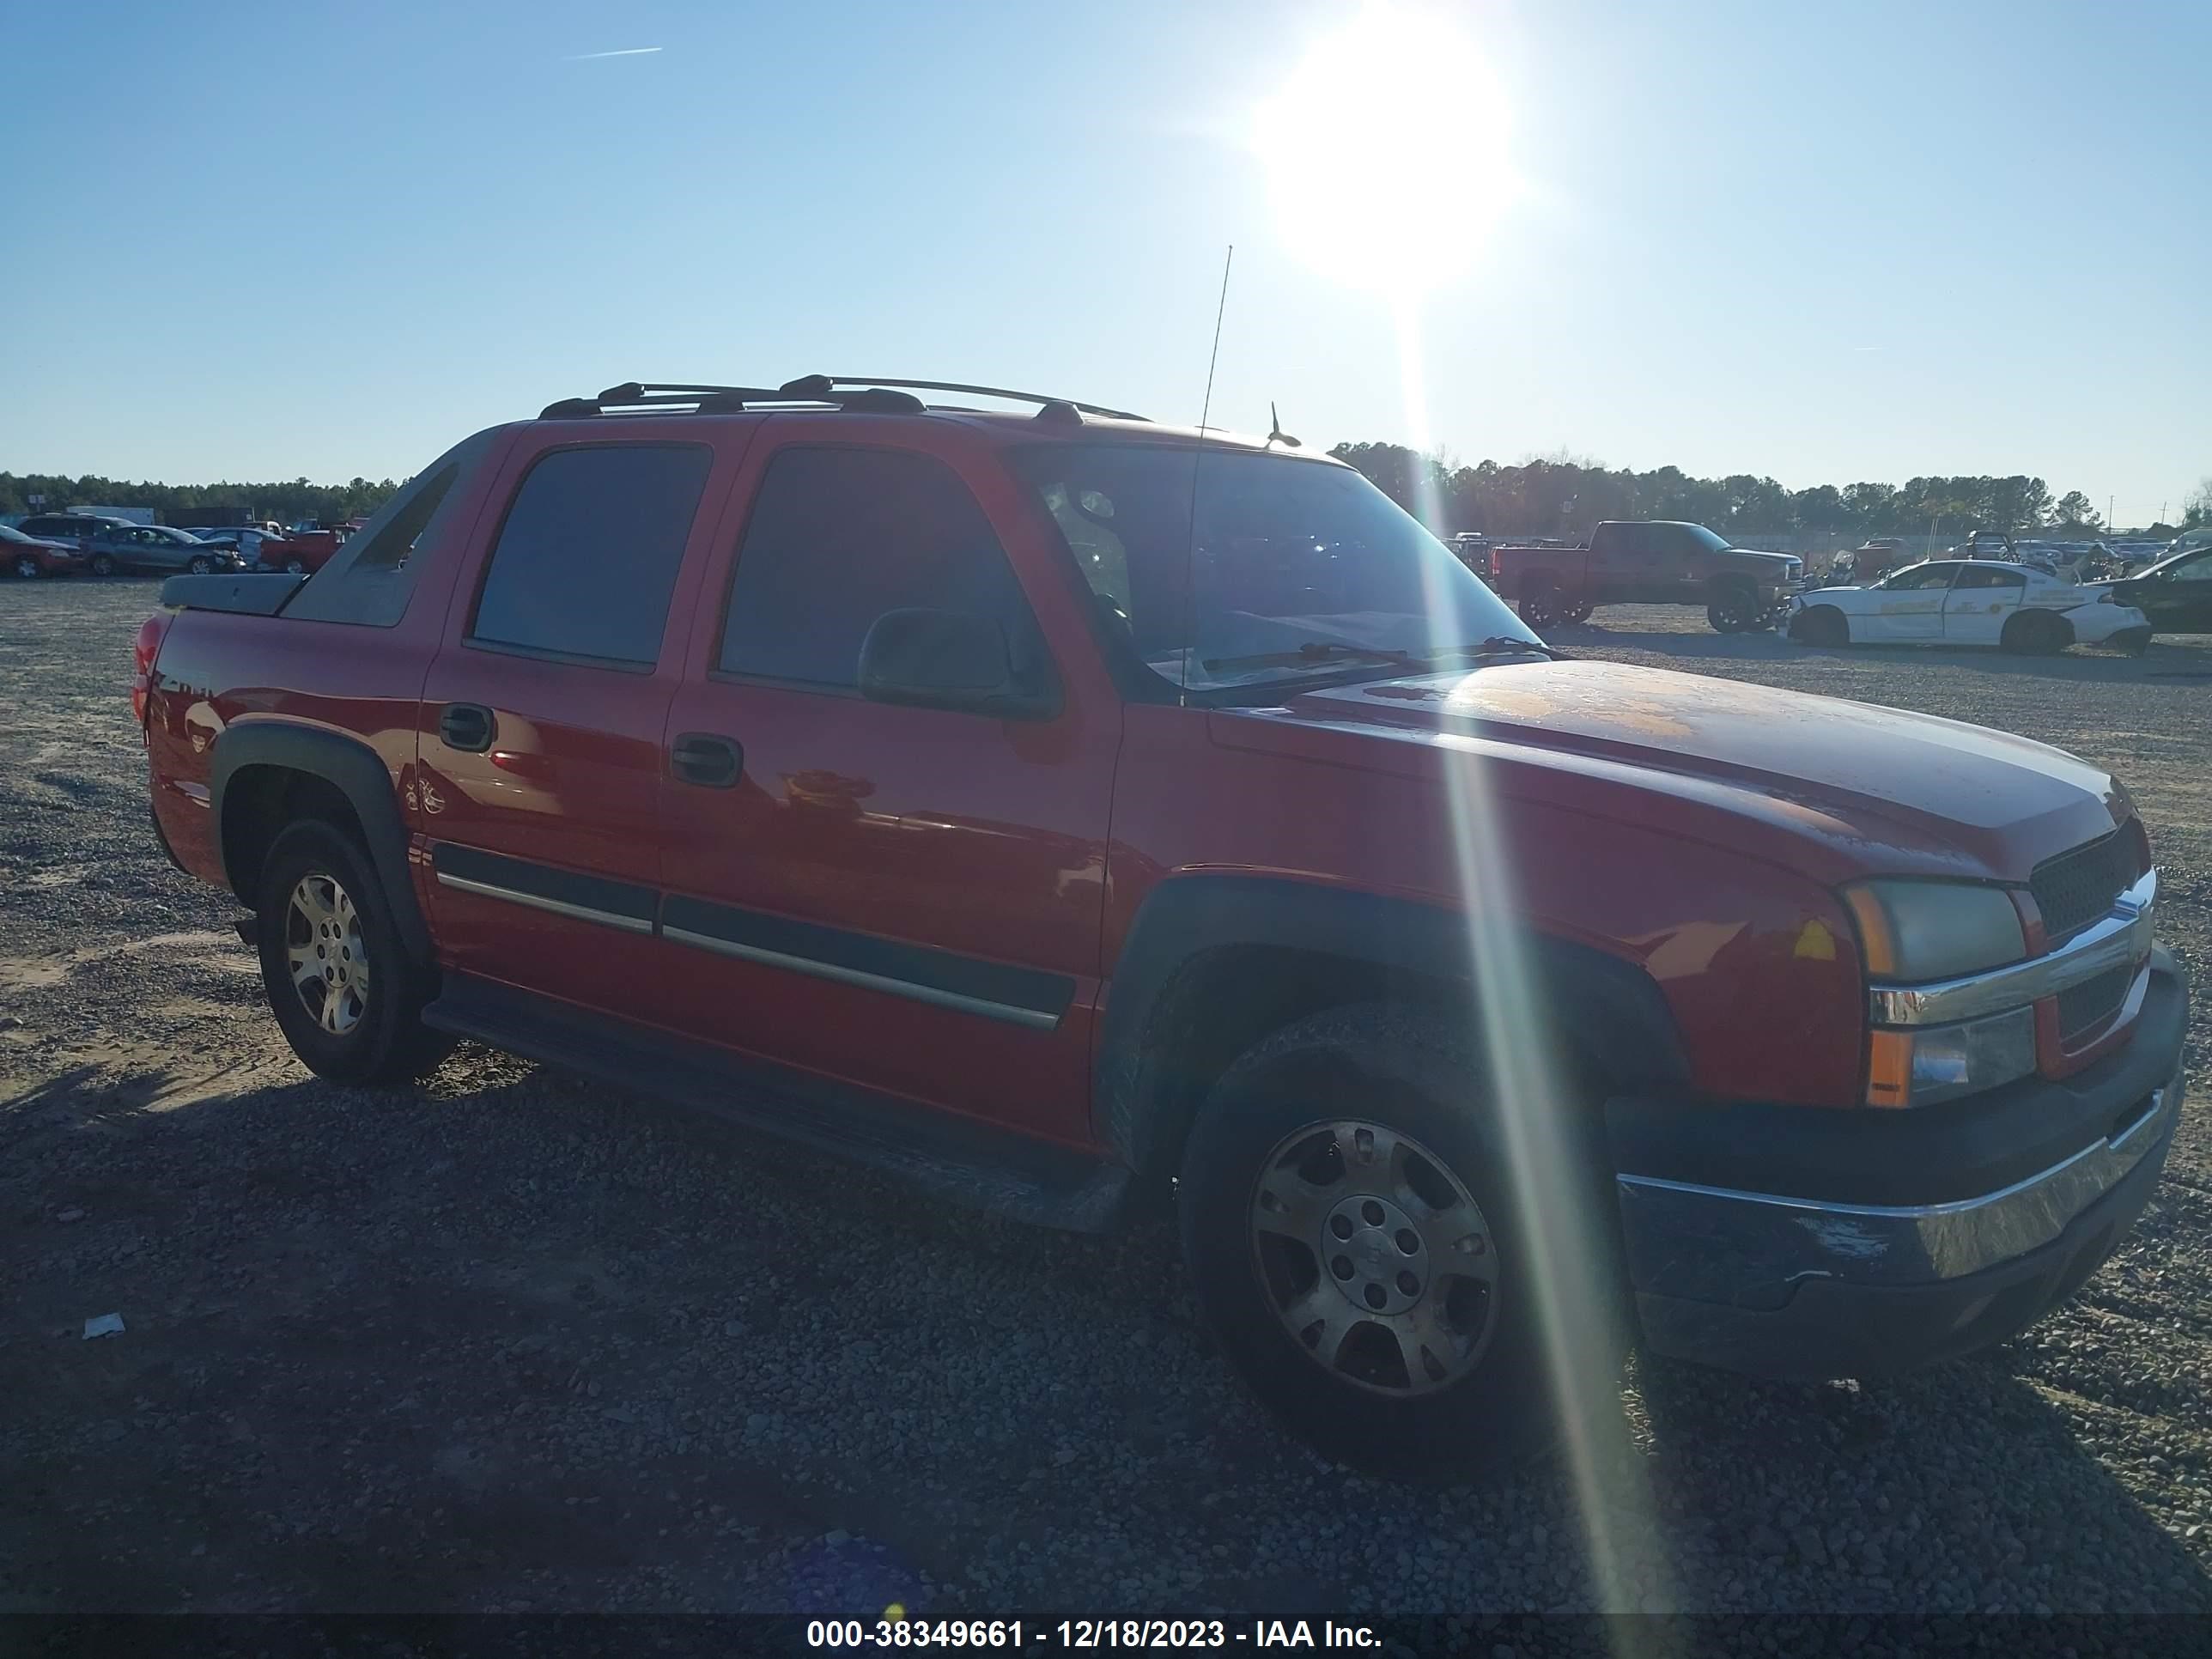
[1214,659,2124,882]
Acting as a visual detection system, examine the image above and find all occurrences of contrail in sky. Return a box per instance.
[565,46,662,59]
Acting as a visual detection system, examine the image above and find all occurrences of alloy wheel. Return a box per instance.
[284,872,371,1036]
[14,556,38,580]
[1249,1119,1499,1397]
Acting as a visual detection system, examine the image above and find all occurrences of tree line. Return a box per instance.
[1329,445,2209,541]
[6,456,2206,542]
[0,471,404,526]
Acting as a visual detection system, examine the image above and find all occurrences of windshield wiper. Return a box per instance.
[1202,641,1419,672]
[1419,635,1572,664]
[1202,636,1570,674]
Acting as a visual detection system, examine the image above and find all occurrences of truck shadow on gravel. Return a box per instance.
[7,1055,2209,1614]
[1627,1350,2212,1612]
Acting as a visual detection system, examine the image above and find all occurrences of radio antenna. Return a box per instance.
[1180,245,1234,701]
[1198,245,1233,435]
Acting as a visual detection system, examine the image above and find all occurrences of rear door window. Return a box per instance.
[469,443,712,666]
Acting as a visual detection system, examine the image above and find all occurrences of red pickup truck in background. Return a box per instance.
[137,376,2186,1478]
[252,522,359,574]
[1491,520,1805,633]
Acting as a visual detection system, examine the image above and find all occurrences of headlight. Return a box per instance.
[1843,879,2027,981]
[1867,1007,2036,1108]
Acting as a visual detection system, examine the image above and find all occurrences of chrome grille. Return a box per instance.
[2031,831,2139,943]
[2057,963,2135,1043]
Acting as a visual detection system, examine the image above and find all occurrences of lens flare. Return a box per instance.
[1255,4,1514,295]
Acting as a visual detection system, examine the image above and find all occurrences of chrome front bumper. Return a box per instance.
[1618,1065,2180,1300]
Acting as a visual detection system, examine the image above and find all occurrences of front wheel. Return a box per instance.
[1789,605,1850,647]
[1178,1004,1620,1482]
[13,554,40,580]
[1706,585,1759,634]
[188,555,214,575]
[286,559,307,574]
[253,821,452,1085]
[88,552,116,577]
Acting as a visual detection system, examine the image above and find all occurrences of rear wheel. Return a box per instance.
[1565,599,1595,624]
[286,559,307,574]
[88,552,116,577]
[253,821,451,1085]
[13,554,40,580]
[1178,1003,1623,1482]
[1518,583,1565,630]
[2001,611,2070,656]
[1789,605,1850,647]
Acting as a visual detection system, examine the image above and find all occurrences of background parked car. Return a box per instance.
[87,523,243,577]
[1788,558,2151,653]
[1,522,88,579]
[2106,545,2212,635]
[15,513,134,555]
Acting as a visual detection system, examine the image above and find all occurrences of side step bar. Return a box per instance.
[421,973,1131,1233]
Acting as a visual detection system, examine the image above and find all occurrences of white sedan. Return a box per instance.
[1786,559,2152,655]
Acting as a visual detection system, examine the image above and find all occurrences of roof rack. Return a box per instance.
[788,377,1148,422]
[538,377,1147,423]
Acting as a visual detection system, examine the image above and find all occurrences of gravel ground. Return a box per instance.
[4,579,2212,1623]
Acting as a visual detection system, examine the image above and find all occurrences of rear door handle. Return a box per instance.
[671,732,743,788]
[439,702,495,752]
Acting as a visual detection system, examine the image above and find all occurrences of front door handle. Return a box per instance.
[439,702,495,752]
[671,732,743,788]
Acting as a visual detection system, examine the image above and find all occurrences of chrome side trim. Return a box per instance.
[434,871,655,935]
[1869,868,2155,1027]
[661,925,1061,1031]
[1616,1070,2181,1295]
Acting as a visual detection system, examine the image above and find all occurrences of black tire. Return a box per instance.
[253,820,452,1086]
[1789,605,1850,647]
[88,552,116,578]
[2116,627,2153,658]
[1705,582,1758,634]
[13,554,40,580]
[188,555,214,575]
[1177,1003,1626,1483]
[1565,600,1595,624]
[2001,611,2070,656]
[1518,584,1565,630]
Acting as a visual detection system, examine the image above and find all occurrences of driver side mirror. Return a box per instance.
[857,608,1056,720]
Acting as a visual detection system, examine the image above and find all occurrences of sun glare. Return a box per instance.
[1255,5,1513,296]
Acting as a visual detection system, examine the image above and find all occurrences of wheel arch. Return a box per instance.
[1093,876,1689,1183]
[210,722,432,965]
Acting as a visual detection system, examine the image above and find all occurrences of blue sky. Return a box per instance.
[3,0,2204,521]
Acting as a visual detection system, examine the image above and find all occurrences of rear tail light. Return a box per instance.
[132,611,173,727]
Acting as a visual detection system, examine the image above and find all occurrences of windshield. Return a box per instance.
[1684,523,1732,553]
[1010,444,1542,693]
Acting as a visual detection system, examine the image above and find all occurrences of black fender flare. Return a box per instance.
[208,720,432,965]
[1092,875,1688,1175]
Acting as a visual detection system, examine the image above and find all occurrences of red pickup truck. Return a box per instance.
[1492,520,1806,633]
[138,376,2186,1478]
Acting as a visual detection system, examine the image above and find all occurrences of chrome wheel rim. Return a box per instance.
[283,872,369,1036]
[1249,1119,1499,1398]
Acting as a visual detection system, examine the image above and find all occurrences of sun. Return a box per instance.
[1255,5,1514,296]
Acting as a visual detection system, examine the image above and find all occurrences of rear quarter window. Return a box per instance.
[284,429,499,628]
